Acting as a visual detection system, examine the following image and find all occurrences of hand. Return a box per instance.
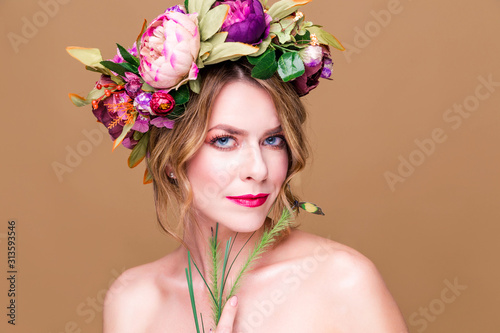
[212,296,239,333]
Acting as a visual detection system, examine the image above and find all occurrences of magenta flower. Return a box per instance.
[124,72,142,99]
[92,91,136,145]
[132,113,150,133]
[292,45,333,97]
[138,7,200,89]
[133,92,154,117]
[150,91,176,116]
[217,0,271,44]
[151,117,175,129]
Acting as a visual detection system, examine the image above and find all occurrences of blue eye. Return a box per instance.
[265,135,285,147]
[210,135,237,149]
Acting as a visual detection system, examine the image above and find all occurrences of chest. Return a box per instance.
[144,265,346,333]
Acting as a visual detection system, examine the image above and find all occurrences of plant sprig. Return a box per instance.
[185,207,295,332]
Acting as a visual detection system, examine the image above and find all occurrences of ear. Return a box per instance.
[166,165,176,179]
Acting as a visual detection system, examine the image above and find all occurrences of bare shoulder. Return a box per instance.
[102,252,179,333]
[283,229,409,332]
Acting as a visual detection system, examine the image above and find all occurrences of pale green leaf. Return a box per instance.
[307,26,345,51]
[68,93,90,107]
[199,42,213,60]
[141,82,155,92]
[204,42,259,65]
[206,32,228,46]
[86,88,106,102]
[128,131,150,168]
[200,5,229,41]
[275,16,297,44]
[200,0,218,19]
[267,0,312,22]
[189,77,201,93]
[66,47,104,68]
[112,117,136,151]
[251,35,273,57]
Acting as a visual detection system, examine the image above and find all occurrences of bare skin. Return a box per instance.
[103,228,409,333]
[103,82,409,332]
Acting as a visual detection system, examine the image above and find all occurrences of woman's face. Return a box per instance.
[186,80,289,232]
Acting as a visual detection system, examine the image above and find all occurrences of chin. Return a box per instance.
[213,211,269,234]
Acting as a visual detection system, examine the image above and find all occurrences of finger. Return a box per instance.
[213,296,238,333]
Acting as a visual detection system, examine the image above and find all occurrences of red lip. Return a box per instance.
[226,193,269,207]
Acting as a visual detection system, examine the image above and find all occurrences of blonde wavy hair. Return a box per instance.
[146,59,310,248]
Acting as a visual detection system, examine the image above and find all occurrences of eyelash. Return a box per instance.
[208,134,287,151]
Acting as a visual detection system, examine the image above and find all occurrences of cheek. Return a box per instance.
[187,149,234,193]
[270,152,289,184]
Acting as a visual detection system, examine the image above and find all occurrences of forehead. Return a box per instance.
[208,80,281,130]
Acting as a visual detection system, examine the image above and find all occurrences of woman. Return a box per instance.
[67,1,409,331]
[102,60,409,332]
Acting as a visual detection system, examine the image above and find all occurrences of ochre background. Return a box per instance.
[1,0,499,332]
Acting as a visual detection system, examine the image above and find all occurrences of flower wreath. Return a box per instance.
[67,0,344,185]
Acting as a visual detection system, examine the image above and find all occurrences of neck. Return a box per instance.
[181,217,269,292]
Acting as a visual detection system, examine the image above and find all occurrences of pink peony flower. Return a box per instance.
[138,7,200,89]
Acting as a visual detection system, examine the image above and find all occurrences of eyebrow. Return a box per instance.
[207,124,283,136]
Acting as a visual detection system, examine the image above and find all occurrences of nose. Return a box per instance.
[239,145,268,182]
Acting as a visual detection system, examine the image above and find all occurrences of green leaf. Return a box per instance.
[66,47,104,68]
[86,87,106,102]
[100,61,127,76]
[141,82,155,92]
[275,16,297,44]
[133,131,144,141]
[169,85,190,105]
[189,0,216,20]
[267,0,312,22]
[206,32,228,46]
[200,4,229,41]
[166,105,186,120]
[112,117,136,151]
[251,35,273,57]
[246,55,260,65]
[277,52,304,82]
[199,42,213,61]
[120,61,139,75]
[68,93,90,107]
[294,30,311,44]
[307,26,345,51]
[184,0,189,12]
[110,75,125,86]
[200,0,218,20]
[117,43,140,66]
[204,42,259,65]
[250,49,278,80]
[128,131,149,168]
[189,78,201,94]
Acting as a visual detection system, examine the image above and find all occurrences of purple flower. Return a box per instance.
[167,4,186,14]
[132,113,150,133]
[151,117,175,129]
[92,91,136,145]
[217,0,271,44]
[150,91,176,116]
[292,45,333,97]
[133,92,153,115]
[124,72,142,99]
[122,131,139,149]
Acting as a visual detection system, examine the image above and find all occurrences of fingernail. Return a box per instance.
[230,295,238,307]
